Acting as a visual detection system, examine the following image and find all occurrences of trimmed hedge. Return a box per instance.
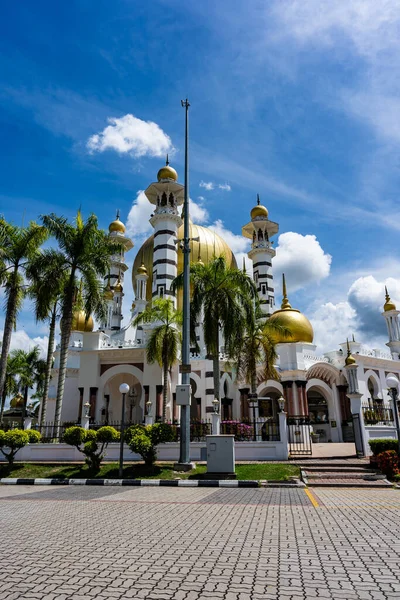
[64,426,120,472]
[369,438,398,456]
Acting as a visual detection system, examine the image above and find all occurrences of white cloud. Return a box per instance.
[126,190,153,241]
[199,181,214,191]
[1,330,49,358]
[189,198,209,224]
[198,196,205,201]
[87,114,173,158]
[348,275,400,337]
[273,232,331,292]
[218,183,231,191]
[311,301,357,354]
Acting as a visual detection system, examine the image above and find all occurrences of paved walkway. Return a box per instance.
[1,485,400,599]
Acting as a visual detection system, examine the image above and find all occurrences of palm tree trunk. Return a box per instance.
[22,385,28,428]
[54,288,74,433]
[0,390,6,424]
[251,371,257,396]
[0,280,18,403]
[162,361,168,423]
[213,324,220,403]
[41,305,56,426]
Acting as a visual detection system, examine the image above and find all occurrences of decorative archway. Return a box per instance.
[257,381,283,419]
[98,364,144,423]
[306,378,339,442]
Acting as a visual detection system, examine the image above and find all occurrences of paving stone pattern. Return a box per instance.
[1,485,400,599]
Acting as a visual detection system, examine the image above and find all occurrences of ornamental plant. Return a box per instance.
[220,420,253,441]
[125,423,174,467]
[377,450,399,479]
[0,428,42,466]
[369,438,398,456]
[64,426,119,473]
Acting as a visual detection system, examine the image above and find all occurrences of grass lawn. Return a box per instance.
[0,462,299,481]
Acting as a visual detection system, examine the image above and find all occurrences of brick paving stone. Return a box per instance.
[1,486,400,599]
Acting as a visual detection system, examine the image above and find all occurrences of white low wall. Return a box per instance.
[0,440,289,463]
[363,426,398,456]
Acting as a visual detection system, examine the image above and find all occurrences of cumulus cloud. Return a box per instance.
[218,183,231,191]
[273,232,331,292]
[87,114,173,158]
[189,198,209,224]
[1,330,49,358]
[311,301,357,354]
[348,275,400,337]
[199,181,214,191]
[126,190,153,240]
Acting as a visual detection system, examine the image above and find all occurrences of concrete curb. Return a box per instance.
[0,478,261,487]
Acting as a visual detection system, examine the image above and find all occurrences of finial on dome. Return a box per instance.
[116,209,120,220]
[166,154,169,166]
[384,286,397,312]
[114,271,123,293]
[345,338,356,366]
[257,194,260,205]
[281,273,292,310]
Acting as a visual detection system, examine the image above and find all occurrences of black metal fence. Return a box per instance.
[33,422,79,443]
[287,416,312,455]
[362,402,393,425]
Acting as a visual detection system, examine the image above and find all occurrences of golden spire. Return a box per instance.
[166,154,169,166]
[345,338,356,366]
[384,286,397,312]
[281,273,292,310]
[257,193,260,205]
[243,257,246,273]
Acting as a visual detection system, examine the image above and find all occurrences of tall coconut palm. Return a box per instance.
[40,211,118,429]
[26,250,67,425]
[134,298,182,422]
[173,255,257,402]
[0,353,19,424]
[0,219,47,404]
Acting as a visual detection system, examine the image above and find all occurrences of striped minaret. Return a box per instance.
[242,195,279,316]
[145,158,184,305]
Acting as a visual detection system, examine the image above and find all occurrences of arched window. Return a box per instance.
[161,192,167,206]
[169,192,174,207]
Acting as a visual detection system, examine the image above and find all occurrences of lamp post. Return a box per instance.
[211,398,220,435]
[178,98,191,467]
[277,396,286,413]
[145,400,153,426]
[118,383,130,478]
[386,375,400,454]
[247,393,258,441]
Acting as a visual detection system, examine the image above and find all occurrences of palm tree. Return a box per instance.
[173,255,257,403]
[11,346,42,426]
[234,306,291,395]
[0,353,19,424]
[0,219,47,404]
[41,211,118,429]
[134,298,182,422]
[26,250,67,425]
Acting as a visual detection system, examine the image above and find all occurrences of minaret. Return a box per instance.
[106,211,134,331]
[145,158,184,306]
[242,195,279,316]
[102,278,114,330]
[382,287,400,359]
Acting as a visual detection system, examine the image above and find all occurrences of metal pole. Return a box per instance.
[179,98,191,465]
[390,387,400,455]
[119,392,126,478]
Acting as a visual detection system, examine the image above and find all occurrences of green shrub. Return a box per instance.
[0,429,30,466]
[125,423,174,466]
[64,426,120,473]
[369,438,398,456]
[26,430,41,444]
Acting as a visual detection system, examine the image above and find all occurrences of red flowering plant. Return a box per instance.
[377,450,399,479]
[220,421,253,441]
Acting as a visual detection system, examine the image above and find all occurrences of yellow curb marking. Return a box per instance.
[305,488,319,508]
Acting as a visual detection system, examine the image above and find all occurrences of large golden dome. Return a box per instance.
[132,223,237,304]
[268,274,314,344]
[71,310,94,332]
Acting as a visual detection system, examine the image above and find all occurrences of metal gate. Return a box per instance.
[287,416,312,455]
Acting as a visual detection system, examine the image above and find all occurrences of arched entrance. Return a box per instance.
[307,388,331,442]
[257,387,282,419]
[98,365,144,424]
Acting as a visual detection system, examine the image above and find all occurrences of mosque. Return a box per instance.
[46,159,400,451]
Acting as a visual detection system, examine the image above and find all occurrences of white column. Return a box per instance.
[279,412,289,460]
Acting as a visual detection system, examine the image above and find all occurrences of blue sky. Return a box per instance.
[1,0,400,353]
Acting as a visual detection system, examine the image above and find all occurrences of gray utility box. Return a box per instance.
[206,435,235,473]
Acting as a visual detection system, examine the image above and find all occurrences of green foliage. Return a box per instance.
[125,423,175,466]
[63,426,120,473]
[368,438,398,456]
[26,430,41,444]
[0,429,30,466]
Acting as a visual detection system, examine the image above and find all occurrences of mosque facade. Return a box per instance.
[46,160,400,454]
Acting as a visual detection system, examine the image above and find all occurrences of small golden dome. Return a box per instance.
[268,274,314,343]
[250,194,268,220]
[131,301,136,311]
[114,278,123,293]
[10,394,24,409]
[137,262,148,276]
[157,155,178,182]
[71,310,94,332]
[345,339,356,366]
[104,286,114,301]
[384,286,396,312]
[109,211,125,234]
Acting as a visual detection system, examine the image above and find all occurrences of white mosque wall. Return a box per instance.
[1,440,289,463]
[363,426,398,456]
